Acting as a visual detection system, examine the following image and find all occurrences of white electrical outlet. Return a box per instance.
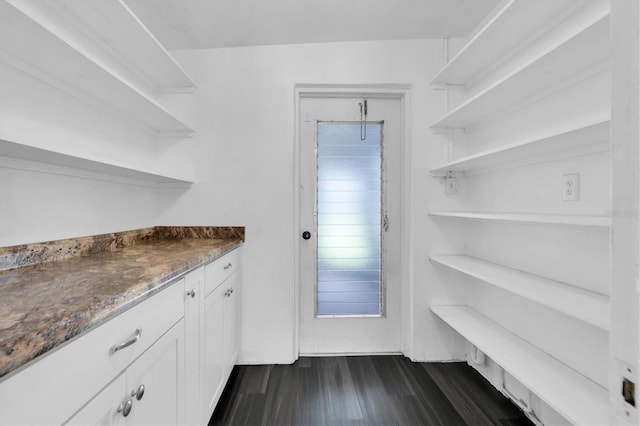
[562,173,580,201]
[444,171,457,195]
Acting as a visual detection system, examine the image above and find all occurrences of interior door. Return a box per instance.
[298,96,402,354]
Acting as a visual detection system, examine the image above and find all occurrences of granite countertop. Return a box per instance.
[0,226,244,380]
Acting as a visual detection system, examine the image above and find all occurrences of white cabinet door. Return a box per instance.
[223,272,241,375]
[65,374,126,426]
[183,267,204,425]
[124,320,185,425]
[201,283,226,422]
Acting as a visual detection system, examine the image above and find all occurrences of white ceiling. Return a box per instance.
[125,0,499,50]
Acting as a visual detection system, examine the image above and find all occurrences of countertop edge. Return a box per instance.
[0,240,243,382]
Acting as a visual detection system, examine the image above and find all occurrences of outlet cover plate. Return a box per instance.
[562,173,580,201]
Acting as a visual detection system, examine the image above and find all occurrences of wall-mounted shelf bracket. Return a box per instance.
[429,83,449,91]
[431,169,464,178]
[430,127,450,135]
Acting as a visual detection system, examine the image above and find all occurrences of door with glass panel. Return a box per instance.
[298,96,401,354]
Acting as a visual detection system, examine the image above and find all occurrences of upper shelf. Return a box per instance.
[428,212,611,228]
[51,0,195,92]
[0,0,195,137]
[0,139,194,186]
[430,255,609,329]
[431,305,609,425]
[430,6,610,130]
[430,0,580,86]
[429,117,610,175]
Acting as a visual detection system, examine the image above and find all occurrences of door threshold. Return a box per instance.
[298,351,403,357]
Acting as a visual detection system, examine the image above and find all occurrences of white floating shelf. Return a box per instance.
[428,212,611,228]
[430,8,610,130]
[53,0,196,92]
[430,255,609,329]
[0,139,194,185]
[0,1,194,137]
[430,0,580,86]
[431,306,609,425]
[429,118,610,175]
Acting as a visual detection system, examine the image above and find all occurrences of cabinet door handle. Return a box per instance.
[224,262,233,270]
[187,289,196,298]
[224,289,231,297]
[110,328,142,354]
[117,399,133,417]
[131,384,145,401]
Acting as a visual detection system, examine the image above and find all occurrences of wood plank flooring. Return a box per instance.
[209,356,534,426]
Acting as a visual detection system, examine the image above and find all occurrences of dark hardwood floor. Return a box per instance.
[209,355,534,426]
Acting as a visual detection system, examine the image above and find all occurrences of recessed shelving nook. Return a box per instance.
[0,0,196,185]
[428,0,613,424]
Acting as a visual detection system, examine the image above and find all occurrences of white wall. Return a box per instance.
[0,160,163,246]
[166,39,464,364]
[0,62,191,246]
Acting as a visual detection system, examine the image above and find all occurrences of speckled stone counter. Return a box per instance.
[0,226,244,379]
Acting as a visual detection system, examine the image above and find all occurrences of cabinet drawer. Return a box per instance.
[204,248,240,296]
[0,279,185,426]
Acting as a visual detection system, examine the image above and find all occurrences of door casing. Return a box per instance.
[293,84,413,358]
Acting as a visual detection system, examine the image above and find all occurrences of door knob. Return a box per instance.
[302,231,311,240]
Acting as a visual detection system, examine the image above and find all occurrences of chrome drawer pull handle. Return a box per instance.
[110,328,142,354]
[117,399,133,417]
[223,262,232,270]
[131,384,145,401]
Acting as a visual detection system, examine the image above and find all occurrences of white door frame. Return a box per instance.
[292,84,413,359]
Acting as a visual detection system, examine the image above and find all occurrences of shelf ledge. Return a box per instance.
[430,255,609,329]
[431,305,609,425]
[430,3,610,130]
[428,212,611,228]
[0,1,195,137]
[0,139,194,186]
[430,0,581,86]
[429,117,610,175]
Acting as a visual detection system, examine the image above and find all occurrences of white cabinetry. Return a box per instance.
[202,281,226,421]
[0,278,186,426]
[65,374,127,426]
[183,267,204,425]
[201,249,241,424]
[223,272,241,376]
[66,321,184,425]
[0,248,243,426]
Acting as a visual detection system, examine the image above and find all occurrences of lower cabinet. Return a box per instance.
[202,281,226,422]
[66,321,184,425]
[223,272,241,376]
[0,247,241,426]
[183,266,204,426]
[199,249,242,424]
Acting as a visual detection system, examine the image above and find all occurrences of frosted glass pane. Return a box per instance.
[317,303,380,316]
[317,224,381,237]
[318,281,380,293]
[318,201,379,214]
[316,123,382,316]
[318,270,380,282]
